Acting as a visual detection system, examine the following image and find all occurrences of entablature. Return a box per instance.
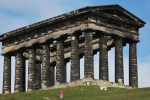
[2,15,139,48]
[1,20,139,55]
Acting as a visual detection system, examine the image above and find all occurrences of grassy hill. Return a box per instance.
[1,85,150,100]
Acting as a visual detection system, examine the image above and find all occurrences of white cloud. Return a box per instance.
[0,13,29,33]
[0,0,67,33]
[138,55,150,88]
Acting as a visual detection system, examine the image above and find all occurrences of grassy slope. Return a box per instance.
[1,85,150,100]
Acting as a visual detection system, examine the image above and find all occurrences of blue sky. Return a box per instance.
[0,0,150,93]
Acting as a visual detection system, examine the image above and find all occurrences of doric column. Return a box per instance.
[64,61,68,82]
[15,53,26,92]
[115,38,124,84]
[71,34,80,81]
[22,58,26,91]
[99,35,108,81]
[36,63,41,89]
[129,41,138,87]
[56,38,65,83]
[42,44,50,88]
[28,48,36,91]
[84,31,94,78]
[3,55,11,94]
[49,65,54,86]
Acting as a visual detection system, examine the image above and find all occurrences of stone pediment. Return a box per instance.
[88,4,145,26]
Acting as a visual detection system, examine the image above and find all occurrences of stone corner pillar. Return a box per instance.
[129,41,138,88]
[56,38,66,84]
[115,38,124,84]
[84,31,94,79]
[99,35,108,81]
[49,64,54,86]
[42,44,50,89]
[15,52,26,92]
[36,63,41,90]
[3,55,11,94]
[28,48,36,91]
[71,34,80,81]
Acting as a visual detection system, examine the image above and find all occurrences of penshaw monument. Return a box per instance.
[0,4,145,94]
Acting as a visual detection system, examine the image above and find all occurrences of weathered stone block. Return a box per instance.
[115,38,124,84]
[3,55,11,94]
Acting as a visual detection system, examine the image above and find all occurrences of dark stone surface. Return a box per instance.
[84,31,94,78]
[36,63,41,89]
[28,49,36,91]
[129,42,138,87]
[50,65,54,86]
[42,45,50,88]
[15,53,26,92]
[99,35,108,81]
[64,61,67,82]
[3,55,11,94]
[115,38,124,84]
[71,35,80,81]
[56,39,65,83]
[22,59,26,91]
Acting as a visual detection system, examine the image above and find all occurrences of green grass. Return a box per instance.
[1,85,150,100]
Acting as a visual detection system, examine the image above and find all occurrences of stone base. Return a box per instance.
[3,91,11,94]
[47,78,133,90]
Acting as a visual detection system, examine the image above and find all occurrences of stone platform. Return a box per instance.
[47,78,133,90]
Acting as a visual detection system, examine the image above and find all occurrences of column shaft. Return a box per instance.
[71,35,80,81]
[56,39,65,83]
[23,59,26,91]
[50,65,54,86]
[42,45,50,88]
[3,55,11,94]
[99,35,108,80]
[36,63,41,89]
[115,38,124,84]
[84,32,94,78]
[64,62,67,82]
[129,42,138,87]
[28,49,36,91]
[15,53,26,92]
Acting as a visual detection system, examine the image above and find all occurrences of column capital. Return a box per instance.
[95,31,109,37]
[56,35,67,42]
[128,39,139,44]
[71,31,81,37]
[114,37,122,41]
